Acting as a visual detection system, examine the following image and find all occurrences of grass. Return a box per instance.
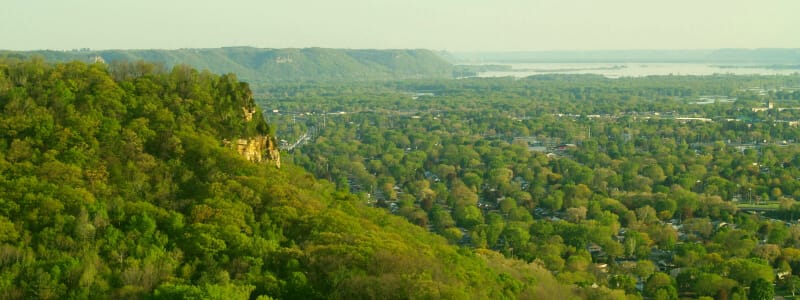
[735,202,780,210]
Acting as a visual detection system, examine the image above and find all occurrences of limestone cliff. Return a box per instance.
[264,137,281,168]
[234,135,281,168]
[229,102,280,168]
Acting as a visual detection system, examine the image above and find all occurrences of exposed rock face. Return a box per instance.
[235,135,281,168]
[242,106,255,121]
[229,101,280,167]
[264,137,281,168]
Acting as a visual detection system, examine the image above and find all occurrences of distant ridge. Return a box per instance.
[0,47,455,82]
[445,48,800,64]
[8,47,799,81]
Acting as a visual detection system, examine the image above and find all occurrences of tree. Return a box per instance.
[748,278,774,300]
[542,190,564,211]
[645,272,676,299]
[566,207,587,223]
[783,275,800,297]
[488,167,514,194]
[563,183,592,209]
[449,180,478,206]
[752,244,781,263]
[771,187,783,200]
[454,205,483,229]
[653,286,678,300]
[642,164,666,183]
[623,231,652,259]
[499,197,517,214]
[608,274,637,294]
[725,258,773,286]
[682,217,713,239]
[780,197,797,219]
[634,260,657,280]
[694,272,736,298]
[500,222,531,255]
[635,205,658,224]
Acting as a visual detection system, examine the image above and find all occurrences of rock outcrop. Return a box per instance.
[234,136,281,168]
[265,137,281,168]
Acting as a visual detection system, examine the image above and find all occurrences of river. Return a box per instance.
[470,63,800,78]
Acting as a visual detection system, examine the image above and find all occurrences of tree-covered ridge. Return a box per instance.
[1,47,455,83]
[0,58,585,299]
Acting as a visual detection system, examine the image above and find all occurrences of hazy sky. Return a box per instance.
[1,0,797,51]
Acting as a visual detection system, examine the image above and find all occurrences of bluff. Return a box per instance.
[230,135,281,167]
[2,47,455,82]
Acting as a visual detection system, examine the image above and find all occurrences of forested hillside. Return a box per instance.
[0,58,595,299]
[1,47,454,83]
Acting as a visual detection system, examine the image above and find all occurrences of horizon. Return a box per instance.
[6,46,799,53]
[2,0,798,52]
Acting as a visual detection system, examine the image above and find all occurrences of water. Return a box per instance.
[472,63,800,78]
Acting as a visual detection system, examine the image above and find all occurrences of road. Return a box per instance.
[281,131,311,151]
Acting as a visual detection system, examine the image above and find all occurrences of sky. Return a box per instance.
[1,0,798,52]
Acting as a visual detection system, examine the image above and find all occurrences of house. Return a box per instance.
[528,146,547,152]
[587,243,603,253]
[587,243,607,260]
[777,269,791,280]
[88,55,105,64]
[594,263,609,273]
[657,260,677,272]
[557,144,577,151]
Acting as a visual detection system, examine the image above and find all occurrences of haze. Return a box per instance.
[1,0,797,51]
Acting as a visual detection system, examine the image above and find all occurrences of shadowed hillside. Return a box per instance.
[1,47,455,82]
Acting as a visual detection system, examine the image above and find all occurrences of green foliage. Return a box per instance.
[151,283,255,300]
[10,56,800,297]
[269,74,800,297]
[724,258,774,286]
[748,278,774,300]
[0,58,577,299]
[644,272,676,299]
